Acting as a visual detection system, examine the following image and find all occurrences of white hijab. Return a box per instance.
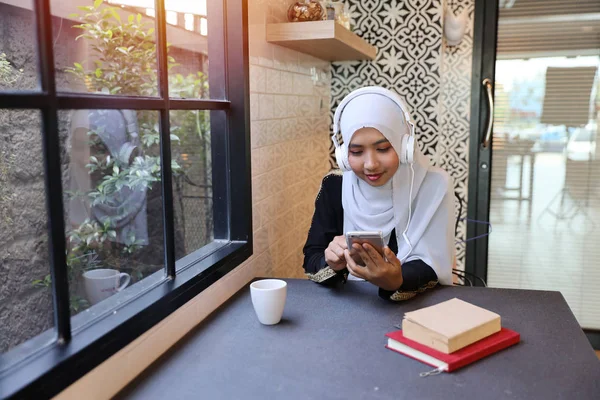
[339,90,454,285]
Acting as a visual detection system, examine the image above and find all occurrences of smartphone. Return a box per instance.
[345,231,385,255]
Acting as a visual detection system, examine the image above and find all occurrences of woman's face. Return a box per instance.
[348,127,399,187]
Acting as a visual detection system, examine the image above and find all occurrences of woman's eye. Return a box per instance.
[377,147,391,153]
[349,151,363,156]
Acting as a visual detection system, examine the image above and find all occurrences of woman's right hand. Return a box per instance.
[324,235,349,271]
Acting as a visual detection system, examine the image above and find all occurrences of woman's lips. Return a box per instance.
[365,173,383,181]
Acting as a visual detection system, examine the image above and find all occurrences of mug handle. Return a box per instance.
[116,273,131,292]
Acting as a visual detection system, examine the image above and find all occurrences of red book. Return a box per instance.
[385,328,520,373]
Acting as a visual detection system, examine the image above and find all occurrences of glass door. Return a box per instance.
[468,0,600,330]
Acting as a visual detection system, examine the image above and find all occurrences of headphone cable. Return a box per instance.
[400,162,415,262]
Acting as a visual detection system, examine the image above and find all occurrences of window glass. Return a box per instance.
[0,109,52,354]
[52,0,159,96]
[163,0,210,99]
[60,109,165,319]
[170,110,215,262]
[0,1,37,91]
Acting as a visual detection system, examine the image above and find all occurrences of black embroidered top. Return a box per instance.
[302,172,439,301]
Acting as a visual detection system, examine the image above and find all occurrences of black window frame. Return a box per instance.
[0,0,251,398]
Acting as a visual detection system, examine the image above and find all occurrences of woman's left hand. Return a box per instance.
[344,244,404,291]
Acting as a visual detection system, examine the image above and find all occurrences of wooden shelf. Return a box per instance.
[266,21,377,62]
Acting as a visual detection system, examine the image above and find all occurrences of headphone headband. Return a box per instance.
[332,86,416,170]
[332,86,415,138]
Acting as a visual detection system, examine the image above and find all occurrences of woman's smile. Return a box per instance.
[365,172,383,182]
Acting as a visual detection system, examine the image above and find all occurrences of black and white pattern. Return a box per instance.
[330,0,442,166]
[440,0,474,270]
[330,0,474,268]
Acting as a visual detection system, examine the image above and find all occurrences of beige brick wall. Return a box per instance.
[54,1,331,398]
[248,0,331,279]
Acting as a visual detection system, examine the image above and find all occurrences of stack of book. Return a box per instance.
[386,298,520,374]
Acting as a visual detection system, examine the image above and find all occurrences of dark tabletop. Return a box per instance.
[117,279,600,400]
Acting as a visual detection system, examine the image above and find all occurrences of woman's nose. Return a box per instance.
[364,152,379,170]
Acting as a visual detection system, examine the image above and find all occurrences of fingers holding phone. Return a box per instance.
[324,235,350,271]
[346,244,404,291]
[345,231,385,262]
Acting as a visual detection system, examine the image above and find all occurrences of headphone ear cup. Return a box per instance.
[400,134,415,164]
[335,144,351,172]
[406,134,415,164]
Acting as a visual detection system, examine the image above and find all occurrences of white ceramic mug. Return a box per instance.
[250,279,287,325]
[83,269,131,305]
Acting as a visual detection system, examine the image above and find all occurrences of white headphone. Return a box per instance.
[332,86,417,261]
[331,86,416,172]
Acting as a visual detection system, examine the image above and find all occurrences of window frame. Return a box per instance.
[0,0,251,398]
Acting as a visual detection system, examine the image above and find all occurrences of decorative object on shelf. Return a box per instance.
[324,1,351,30]
[287,0,325,22]
[443,7,467,46]
[310,67,328,87]
[324,1,338,20]
[338,2,351,30]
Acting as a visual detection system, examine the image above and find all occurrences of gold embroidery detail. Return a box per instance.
[389,280,438,302]
[306,266,337,283]
[315,170,343,201]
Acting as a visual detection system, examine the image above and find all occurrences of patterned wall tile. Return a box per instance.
[273,95,287,118]
[250,93,259,121]
[293,74,315,95]
[258,94,274,119]
[249,64,266,93]
[280,71,294,94]
[440,0,474,269]
[330,0,474,269]
[266,68,282,93]
[253,120,268,148]
[331,0,443,165]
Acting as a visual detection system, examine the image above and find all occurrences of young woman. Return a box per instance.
[303,87,455,301]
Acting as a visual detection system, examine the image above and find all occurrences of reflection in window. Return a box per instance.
[184,13,194,31]
[107,0,207,15]
[163,1,210,98]
[63,109,168,315]
[200,18,208,37]
[489,55,600,328]
[166,10,177,25]
[103,0,211,98]
[52,0,159,96]
[171,110,214,261]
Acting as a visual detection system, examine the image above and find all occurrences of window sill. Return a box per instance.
[0,240,252,400]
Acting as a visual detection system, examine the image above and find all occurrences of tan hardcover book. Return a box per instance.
[402,298,501,354]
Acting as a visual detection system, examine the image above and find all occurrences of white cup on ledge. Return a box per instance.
[250,279,287,325]
[83,268,131,305]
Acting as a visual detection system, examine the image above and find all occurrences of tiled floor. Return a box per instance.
[486,151,600,329]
